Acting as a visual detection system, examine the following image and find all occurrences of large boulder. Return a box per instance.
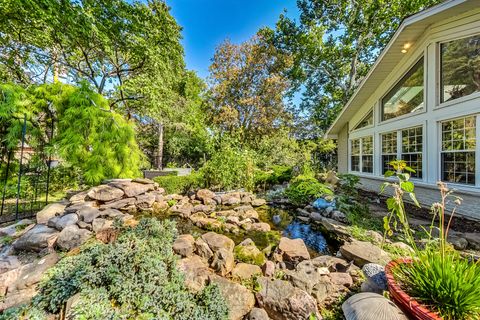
[51,213,78,230]
[77,207,101,223]
[211,248,235,276]
[234,239,266,266]
[194,237,214,262]
[109,181,154,197]
[201,232,235,252]
[170,202,193,218]
[196,189,216,202]
[87,185,124,202]
[13,224,59,252]
[209,275,255,320]
[177,255,212,293]
[249,308,269,320]
[252,198,267,207]
[275,237,310,269]
[340,240,390,267]
[135,193,156,209]
[8,253,59,292]
[361,263,387,294]
[0,219,34,237]
[250,222,271,232]
[342,293,407,320]
[36,202,66,224]
[0,256,21,274]
[232,263,262,280]
[92,218,114,233]
[57,225,92,251]
[100,197,136,210]
[173,234,195,257]
[256,277,320,320]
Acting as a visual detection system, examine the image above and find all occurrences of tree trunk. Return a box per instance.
[156,123,164,170]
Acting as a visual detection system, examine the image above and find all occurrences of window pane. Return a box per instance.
[362,136,373,155]
[441,34,480,103]
[382,58,424,121]
[441,117,476,151]
[351,139,360,155]
[402,153,423,179]
[351,156,360,171]
[441,152,475,185]
[362,155,373,173]
[382,155,397,174]
[402,127,423,153]
[382,132,397,154]
[354,110,373,130]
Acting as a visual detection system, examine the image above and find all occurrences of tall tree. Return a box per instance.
[207,34,294,145]
[0,0,185,118]
[268,0,441,133]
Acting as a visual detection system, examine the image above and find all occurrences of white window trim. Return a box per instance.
[349,136,374,175]
[435,32,480,109]
[380,55,427,124]
[437,114,479,188]
[351,108,375,133]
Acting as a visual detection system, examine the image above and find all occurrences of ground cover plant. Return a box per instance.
[1,218,228,320]
[382,160,480,320]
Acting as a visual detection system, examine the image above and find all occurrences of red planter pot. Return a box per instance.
[385,259,442,320]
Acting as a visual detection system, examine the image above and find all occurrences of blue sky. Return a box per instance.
[168,0,299,80]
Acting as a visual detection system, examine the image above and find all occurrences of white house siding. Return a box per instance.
[336,8,480,220]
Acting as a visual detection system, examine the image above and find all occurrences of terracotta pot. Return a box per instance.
[385,259,442,320]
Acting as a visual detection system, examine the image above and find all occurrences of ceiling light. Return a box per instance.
[403,43,411,49]
[401,49,407,53]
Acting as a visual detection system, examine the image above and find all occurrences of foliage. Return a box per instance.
[153,171,204,194]
[27,218,229,319]
[0,304,48,320]
[382,160,480,319]
[207,33,294,144]
[284,174,333,206]
[267,0,441,132]
[234,246,266,266]
[255,165,293,189]
[0,83,144,185]
[200,142,256,191]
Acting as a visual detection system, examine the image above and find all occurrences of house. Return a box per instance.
[326,0,480,220]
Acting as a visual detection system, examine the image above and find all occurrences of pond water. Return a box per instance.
[151,205,335,257]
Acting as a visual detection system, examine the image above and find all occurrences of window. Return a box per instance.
[441,116,476,185]
[441,34,480,103]
[381,132,397,174]
[382,58,424,121]
[351,136,373,173]
[402,127,423,178]
[353,109,373,130]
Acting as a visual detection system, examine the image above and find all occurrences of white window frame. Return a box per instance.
[438,115,478,187]
[351,108,374,132]
[349,136,374,174]
[436,32,480,109]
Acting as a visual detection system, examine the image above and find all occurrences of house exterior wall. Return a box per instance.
[337,8,480,220]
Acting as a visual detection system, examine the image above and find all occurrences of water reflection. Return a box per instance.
[282,220,329,254]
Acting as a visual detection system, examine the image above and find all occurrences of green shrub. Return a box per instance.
[284,174,333,206]
[255,165,292,189]
[154,171,204,194]
[24,218,229,319]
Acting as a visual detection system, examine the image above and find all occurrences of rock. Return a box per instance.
[69,191,88,203]
[390,241,414,253]
[226,216,241,225]
[0,219,34,237]
[209,275,255,320]
[296,208,310,217]
[325,206,334,216]
[65,293,81,318]
[249,308,269,320]
[193,204,215,214]
[448,236,468,250]
[57,225,92,251]
[464,232,480,250]
[0,287,37,311]
[132,178,155,184]
[275,237,310,269]
[13,224,59,252]
[87,185,124,202]
[100,197,136,210]
[262,261,275,277]
[251,222,271,232]
[211,248,235,276]
[284,264,324,294]
[194,237,214,262]
[331,210,347,223]
[297,216,309,222]
[232,263,262,280]
[315,216,351,239]
[52,213,79,230]
[92,218,114,233]
[0,256,20,274]
[329,272,353,287]
[340,240,390,267]
[170,202,193,218]
[95,228,119,244]
[9,253,59,291]
[65,201,97,213]
[36,202,67,224]
[135,193,156,209]
[109,181,154,197]
[325,170,339,186]
[362,263,387,293]
[308,255,350,272]
[201,232,235,252]
[311,279,336,305]
[77,207,101,223]
[224,196,241,206]
[235,241,266,266]
[342,292,407,320]
[310,211,322,222]
[173,234,195,257]
[196,189,216,202]
[77,220,93,231]
[98,208,124,219]
[177,255,211,292]
[252,198,267,207]
[365,230,384,245]
[256,277,320,320]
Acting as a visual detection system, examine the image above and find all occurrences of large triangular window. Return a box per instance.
[353,109,373,130]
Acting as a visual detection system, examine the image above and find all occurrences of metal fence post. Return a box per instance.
[1,150,12,215]
[15,114,27,221]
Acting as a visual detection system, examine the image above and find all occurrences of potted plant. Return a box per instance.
[381,160,480,320]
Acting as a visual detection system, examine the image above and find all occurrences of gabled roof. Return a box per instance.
[325,0,478,137]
